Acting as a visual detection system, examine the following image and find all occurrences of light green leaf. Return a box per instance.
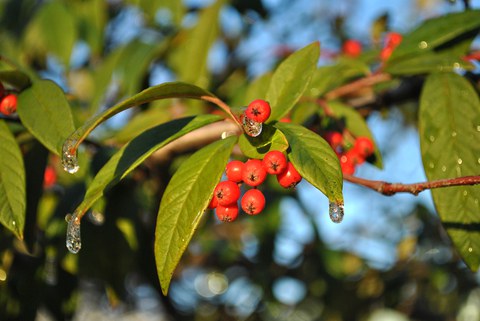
[266,42,320,121]
[238,124,289,159]
[0,120,26,239]
[274,122,343,203]
[74,115,222,216]
[17,79,76,155]
[155,136,237,295]
[419,72,480,271]
[244,72,272,104]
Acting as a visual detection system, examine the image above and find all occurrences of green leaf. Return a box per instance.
[328,101,382,168]
[169,0,224,88]
[17,79,76,155]
[390,10,480,61]
[274,122,343,203]
[64,81,231,154]
[74,115,222,216]
[238,123,289,159]
[0,120,26,239]
[244,72,272,104]
[74,0,107,56]
[307,59,369,98]
[0,70,31,90]
[24,1,77,66]
[385,51,473,76]
[419,72,480,271]
[155,136,237,295]
[266,42,320,121]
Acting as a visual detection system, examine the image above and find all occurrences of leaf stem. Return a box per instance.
[344,174,480,196]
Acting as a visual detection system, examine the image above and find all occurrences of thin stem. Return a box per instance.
[324,72,391,101]
[201,95,242,128]
[344,174,480,196]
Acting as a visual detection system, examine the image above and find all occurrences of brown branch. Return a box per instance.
[324,72,391,101]
[344,174,480,196]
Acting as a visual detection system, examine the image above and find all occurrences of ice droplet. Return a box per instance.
[241,114,262,137]
[61,139,80,174]
[66,213,82,254]
[329,201,344,223]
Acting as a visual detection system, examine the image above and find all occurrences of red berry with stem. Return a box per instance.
[353,136,374,158]
[241,189,266,215]
[242,159,267,187]
[245,99,271,123]
[262,150,287,175]
[277,162,302,188]
[226,160,245,183]
[342,39,362,57]
[0,94,17,115]
[214,180,241,206]
[216,204,239,222]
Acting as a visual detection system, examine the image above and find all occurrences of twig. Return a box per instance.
[344,174,480,196]
[324,73,391,101]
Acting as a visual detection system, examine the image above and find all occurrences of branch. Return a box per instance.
[344,174,480,196]
[324,72,391,101]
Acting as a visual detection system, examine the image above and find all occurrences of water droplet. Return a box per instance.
[12,221,15,226]
[468,247,473,253]
[61,139,80,174]
[474,198,479,205]
[441,165,447,172]
[241,114,262,137]
[451,131,457,137]
[478,158,480,165]
[453,62,460,69]
[329,201,344,223]
[463,190,468,197]
[66,212,82,254]
[476,125,480,132]
[429,135,435,142]
[428,162,435,169]
[457,158,463,165]
[88,210,105,226]
[419,41,428,49]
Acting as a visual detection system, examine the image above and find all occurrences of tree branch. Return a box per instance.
[343,174,480,196]
[324,72,391,100]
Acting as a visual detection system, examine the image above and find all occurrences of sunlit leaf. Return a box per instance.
[238,123,288,159]
[0,120,26,239]
[155,136,237,295]
[419,72,480,271]
[385,51,473,75]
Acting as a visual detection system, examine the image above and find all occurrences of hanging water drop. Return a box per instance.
[66,212,82,254]
[329,201,344,223]
[241,114,262,137]
[61,139,80,174]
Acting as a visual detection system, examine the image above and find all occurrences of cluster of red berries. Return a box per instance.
[0,82,18,116]
[380,32,403,62]
[324,131,374,175]
[209,151,302,222]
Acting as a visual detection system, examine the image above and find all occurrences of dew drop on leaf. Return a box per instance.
[329,201,344,223]
[66,212,82,254]
[241,114,262,137]
[61,138,80,174]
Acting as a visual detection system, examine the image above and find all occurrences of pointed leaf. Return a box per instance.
[275,122,343,203]
[75,115,222,216]
[0,120,26,239]
[238,124,288,159]
[155,136,237,294]
[17,79,76,155]
[267,42,320,121]
[419,72,480,271]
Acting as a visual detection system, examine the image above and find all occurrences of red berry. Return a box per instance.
[241,189,266,215]
[242,159,267,187]
[43,166,57,188]
[216,204,239,222]
[245,99,271,123]
[345,148,365,165]
[208,194,218,209]
[0,94,17,115]
[342,39,362,57]
[353,137,374,158]
[324,131,343,149]
[340,154,356,175]
[214,180,241,206]
[226,160,245,183]
[279,117,291,123]
[262,150,287,175]
[385,32,403,48]
[276,162,302,188]
[380,46,394,61]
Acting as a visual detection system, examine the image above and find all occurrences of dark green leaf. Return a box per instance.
[419,72,480,271]
[0,120,26,239]
[0,70,31,90]
[17,79,76,155]
[328,101,382,168]
[267,42,320,121]
[74,115,222,216]
[390,10,480,61]
[385,52,473,75]
[155,136,237,294]
[274,122,343,203]
[238,123,289,159]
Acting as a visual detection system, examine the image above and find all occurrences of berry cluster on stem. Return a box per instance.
[0,82,18,116]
